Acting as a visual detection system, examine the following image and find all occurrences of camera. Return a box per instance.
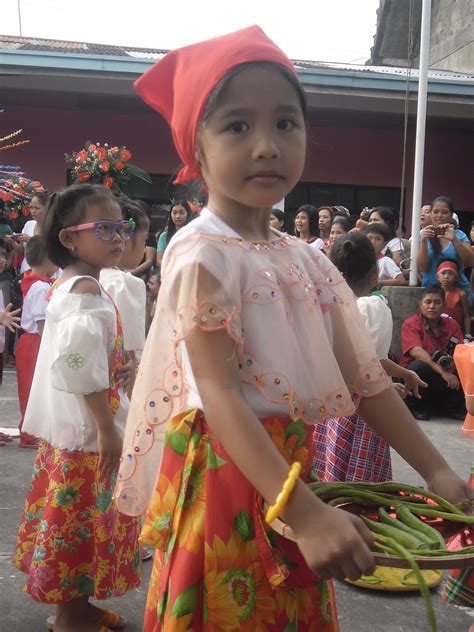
[431,336,460,369]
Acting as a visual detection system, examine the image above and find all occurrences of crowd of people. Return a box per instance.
[0,24,472,632]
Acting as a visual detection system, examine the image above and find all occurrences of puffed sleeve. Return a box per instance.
[357,295,393,359]
[115,232,244,516]
[48,293,116,395]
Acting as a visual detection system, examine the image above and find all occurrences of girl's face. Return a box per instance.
[367,232,386,255]
[30,196,46,221]
[368,211,386,226]
[329,223,347,244]
[171,205,188,228]
[120,227,148,270]
[431,202,452,226]
[147,274,160,298]
[318,209,332,231]
[436,269,457,288]
[470,225,474,242]
[198,66,306,212]
[269,213,284,230]
[294,211,309,235]
[62,201,125,271]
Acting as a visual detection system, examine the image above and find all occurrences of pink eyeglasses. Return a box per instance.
[66,219,136,241]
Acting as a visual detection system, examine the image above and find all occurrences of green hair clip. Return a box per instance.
[128,217,136,231]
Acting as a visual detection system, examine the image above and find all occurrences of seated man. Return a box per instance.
[400,285,466,420]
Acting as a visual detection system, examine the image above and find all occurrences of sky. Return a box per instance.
[2,0,380,64]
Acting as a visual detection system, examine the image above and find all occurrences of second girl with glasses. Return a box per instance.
[14,185,141,632]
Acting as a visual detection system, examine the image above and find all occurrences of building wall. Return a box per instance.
[430,0,474,73]
[2,104,473,222]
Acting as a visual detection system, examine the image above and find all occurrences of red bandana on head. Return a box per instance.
[134,25,297,184]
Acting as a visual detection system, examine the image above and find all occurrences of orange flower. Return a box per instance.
[205,533,276,631]
[102,176,114,189]
[22,205,30,216]
[96,146,106,160]
[141,471,179,550]
[275,586,318,624]
[78,172,90,182]
[9,210,18,219]
[88,144,97,152]
[100,160,110,172]
[110,146,120,155]
[120,149,132,161]
[76,150,88,164]
[114,161,125,171]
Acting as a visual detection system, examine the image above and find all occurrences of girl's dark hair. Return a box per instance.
[432,196,454,213]
[31,191,51,206]
[429,196,454,257]
[294,204,319,238]
[369,207,397,240]
[115,194,150,232]
[331,215,351,233]
[158,200,192,248]
[200,61,307,126]
[317,206,335,220]
[365,222,389,243]
[330,232,377,290]
[42,184,119,269]
[271,209,285,230]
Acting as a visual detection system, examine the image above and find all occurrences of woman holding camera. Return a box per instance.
[418,196,474,303]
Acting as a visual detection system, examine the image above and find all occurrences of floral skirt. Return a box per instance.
[314,413,392,483]
[141,409,338,632]
[13,440,141,603]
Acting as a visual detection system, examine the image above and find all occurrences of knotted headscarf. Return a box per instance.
[134,25,297,184]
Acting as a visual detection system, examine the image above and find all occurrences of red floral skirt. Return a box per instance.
[13,441,141,603]
[141,409,338,631]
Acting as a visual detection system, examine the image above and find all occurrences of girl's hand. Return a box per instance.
[0,303,21,332]
[393,382,407,399]
[97,425,123,476]
[402,370,428,399]
[421,225,435,242]
[116,355,135,392]
[291,502,375,581]
[425,468,473,511]
[442,224,456,242]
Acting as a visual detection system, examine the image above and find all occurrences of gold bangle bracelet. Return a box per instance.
[265,461,302,524]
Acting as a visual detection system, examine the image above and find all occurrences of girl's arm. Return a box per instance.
[417,226,435,273]
[186,327,376,582]
[460,290,471,335]
[358,387,471,505]
[129,245,156,277]
[83,391,123,476]
[445,227,474,267]
[378,273,407,287]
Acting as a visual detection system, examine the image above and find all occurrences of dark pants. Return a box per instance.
[406,360,465,412]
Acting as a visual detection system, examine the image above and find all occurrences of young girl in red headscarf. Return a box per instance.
[115,26,473,632]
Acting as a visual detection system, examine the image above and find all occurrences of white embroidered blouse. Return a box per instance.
[22,275,129,451]
[116,208,389,515]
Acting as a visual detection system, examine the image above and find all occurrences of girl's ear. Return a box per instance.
[58,228,77,253]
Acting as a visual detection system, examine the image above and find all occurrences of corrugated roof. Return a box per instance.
[0,33,473,82]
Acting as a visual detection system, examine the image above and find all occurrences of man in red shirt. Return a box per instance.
[401,285,465,420]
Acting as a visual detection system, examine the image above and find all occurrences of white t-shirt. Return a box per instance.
[20,280,50,334]
[23,275,129,452]
[20,220,37,273]
[377,255,403,280]
[383,237,404,255]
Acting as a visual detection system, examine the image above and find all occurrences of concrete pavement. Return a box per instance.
[1,367,472,631]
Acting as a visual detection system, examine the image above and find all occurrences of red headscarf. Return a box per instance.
[436,261,459,277]
[134,25,297,184]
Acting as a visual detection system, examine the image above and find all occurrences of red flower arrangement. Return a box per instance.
[0,176,45,220]
[65,141,151,190]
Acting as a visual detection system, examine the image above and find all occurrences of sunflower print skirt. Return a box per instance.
[13,441,141,603]
[141,409,339,631]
